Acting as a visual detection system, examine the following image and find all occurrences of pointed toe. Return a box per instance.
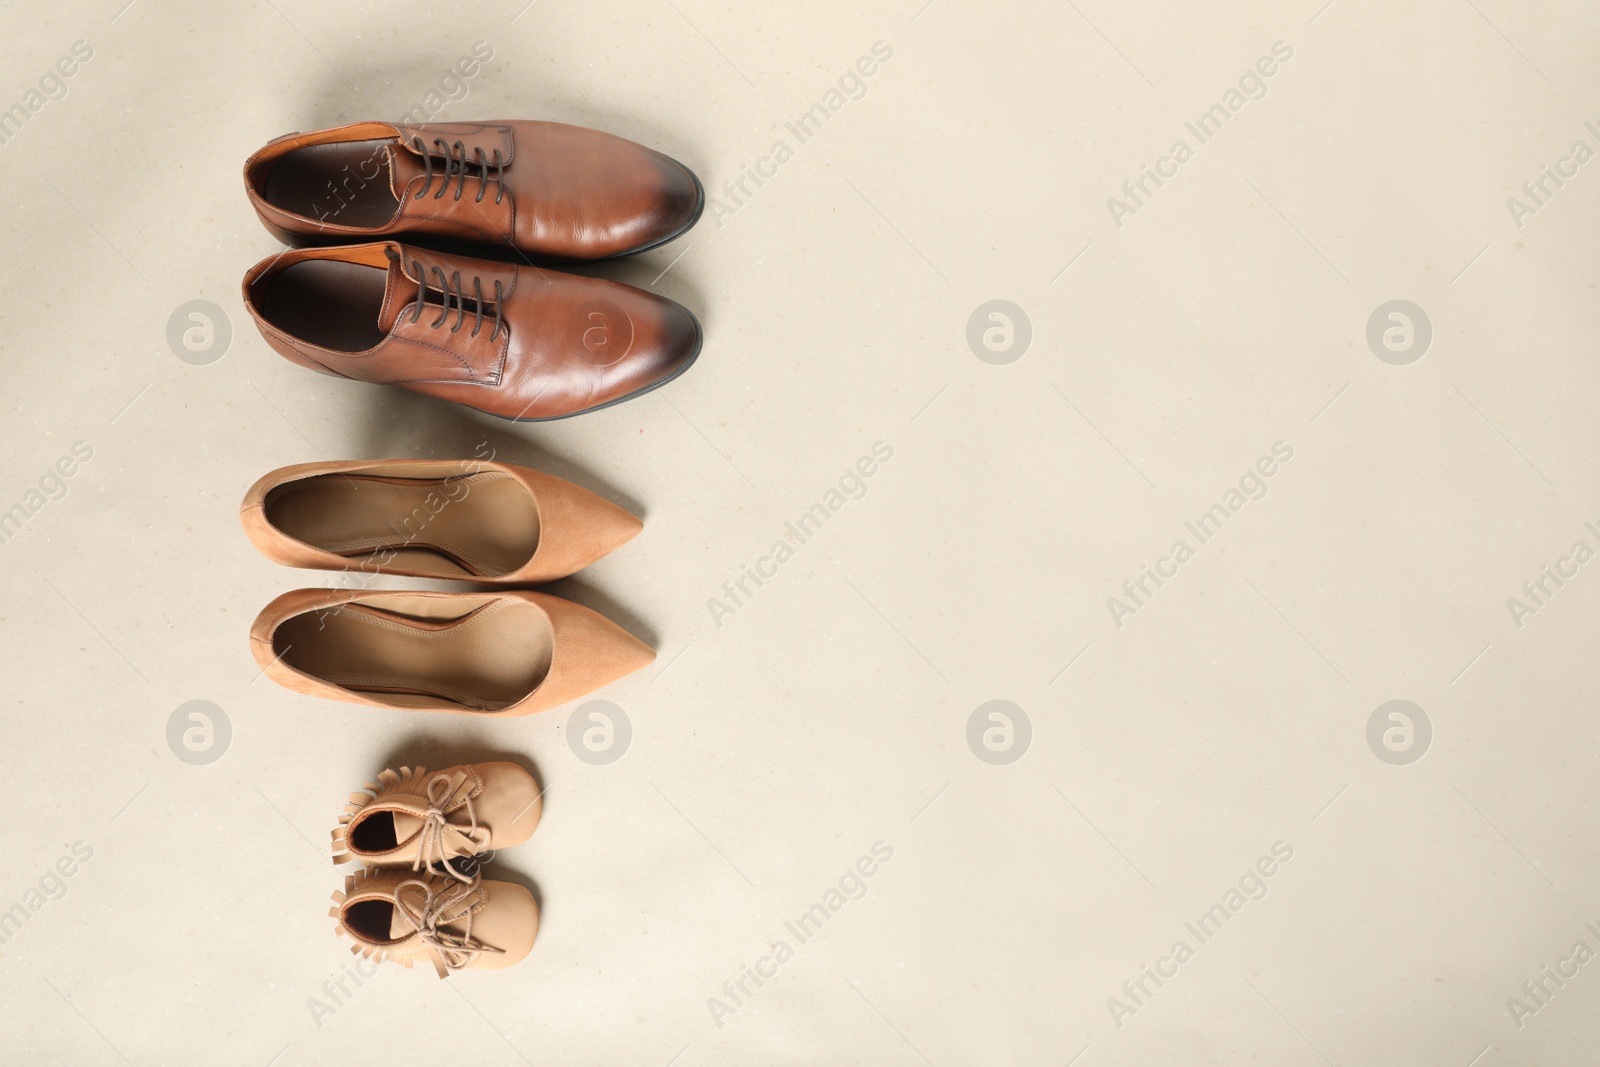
[509,467,643,582]
[602,506,645,555]
[512,592,654,714]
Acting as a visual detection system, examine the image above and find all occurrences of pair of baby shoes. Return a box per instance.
[327,762,542,977]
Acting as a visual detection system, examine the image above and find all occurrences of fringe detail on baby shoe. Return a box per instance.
[331,766,431,863]
[329,869,420,970]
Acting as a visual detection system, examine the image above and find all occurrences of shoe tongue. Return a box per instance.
[389,898,414,940]
[391,810,424,842]
[377,252,417,334]
[388,139,426,199]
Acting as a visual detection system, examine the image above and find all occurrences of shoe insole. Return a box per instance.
[349,811,400,853]
[262,139,400,227]
[344,899,404,944]
[265,472,539,579]
[260,259,390,353]
[276,599,554,712]
[348,809,427,855]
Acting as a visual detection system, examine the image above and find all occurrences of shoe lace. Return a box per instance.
[411,136,506,204]
[386,248,506,342]
[392,876,504,974]
[412,772,488,884]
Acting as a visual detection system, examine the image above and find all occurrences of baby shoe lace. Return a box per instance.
[392,876,504,974]
[412,772,489,884]
[411,136,506,204]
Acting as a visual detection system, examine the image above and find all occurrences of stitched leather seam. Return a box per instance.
[307,475,502,493]
[394,123,515,165]
[379,333,479,376]
[253,320,343,374]
[377,273,401,329]
[327,601,506,636]
[320,672,502,709]
[323,537,495,577]
[395,175,502,241]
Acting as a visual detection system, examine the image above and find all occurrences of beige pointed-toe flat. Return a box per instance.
[240,458,641,584]
[251,588,653,715]
[332,763,542,873]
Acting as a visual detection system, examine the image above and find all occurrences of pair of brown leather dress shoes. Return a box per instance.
[241,120,703,420]
[244,458,654,715]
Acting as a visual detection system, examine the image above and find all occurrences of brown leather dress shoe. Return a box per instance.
[244,120,702,259]
[241,241,700,421]
[251,588,654,716]
[240,459,642,583]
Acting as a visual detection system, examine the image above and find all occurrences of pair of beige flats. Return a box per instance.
[243,458,653,715]
[331,762,543,976]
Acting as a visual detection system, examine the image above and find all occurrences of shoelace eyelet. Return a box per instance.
[410,137,506,206]
[386,248,506,343]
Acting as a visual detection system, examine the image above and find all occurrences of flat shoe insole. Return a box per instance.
[275,599,553,712]
[260,259,390,353]
[263,139,400,228]
[264,472,539,579]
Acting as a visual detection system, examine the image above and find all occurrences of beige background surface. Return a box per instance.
[0,0,1597,1063]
